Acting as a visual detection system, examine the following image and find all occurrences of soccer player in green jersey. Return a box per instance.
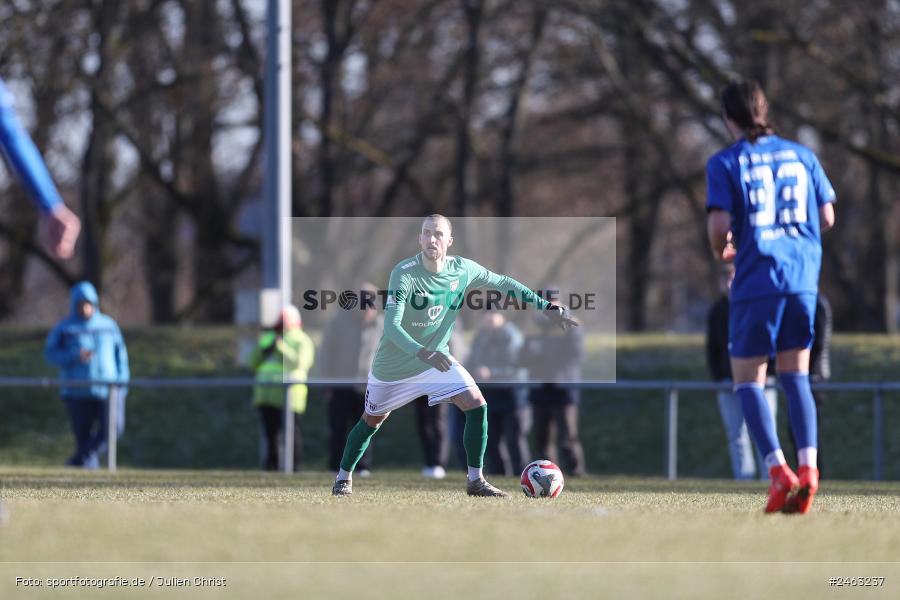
[332,214,577,497]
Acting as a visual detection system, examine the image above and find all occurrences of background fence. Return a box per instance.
[3,377,897,480]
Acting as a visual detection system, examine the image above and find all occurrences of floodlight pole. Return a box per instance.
[263,0,294,474]
[262,0,292,313]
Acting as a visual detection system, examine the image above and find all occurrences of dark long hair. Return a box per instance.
[721,80,774,143]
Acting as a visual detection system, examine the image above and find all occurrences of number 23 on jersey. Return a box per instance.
[745,161,808,229]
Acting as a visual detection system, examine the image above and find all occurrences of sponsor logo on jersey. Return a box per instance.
[427,305,444,320]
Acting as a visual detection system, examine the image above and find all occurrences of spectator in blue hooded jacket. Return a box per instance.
[45,281,129,468]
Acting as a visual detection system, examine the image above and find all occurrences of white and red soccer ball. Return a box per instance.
[520,459,564,498]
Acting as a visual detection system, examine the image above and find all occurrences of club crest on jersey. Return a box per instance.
[427,305,444,320]
[449,280,459,292]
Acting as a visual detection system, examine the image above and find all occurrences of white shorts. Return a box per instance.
[364,357,478,416]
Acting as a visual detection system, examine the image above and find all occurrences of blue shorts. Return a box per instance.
[729,293,816,358]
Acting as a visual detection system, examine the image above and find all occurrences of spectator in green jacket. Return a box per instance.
[249,305,315,471]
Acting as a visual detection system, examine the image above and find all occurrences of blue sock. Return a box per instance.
[779,372,818,449]
[735,383,780,459]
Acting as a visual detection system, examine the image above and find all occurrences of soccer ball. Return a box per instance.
[520,459,564,498]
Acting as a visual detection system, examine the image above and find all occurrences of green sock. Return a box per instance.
[339,419,379,472]
[463,404,488,468]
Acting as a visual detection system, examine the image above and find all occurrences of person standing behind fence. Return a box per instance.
[707,264,777,480]
[415,329,469,479]
[520,292,586,477]
[318,283,383,475]
[249,305,314,471]
[467,310,530,476]
[45,281,129,469]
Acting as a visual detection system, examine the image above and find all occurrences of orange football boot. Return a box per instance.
[782,466,819,514]
[765,464,799,513]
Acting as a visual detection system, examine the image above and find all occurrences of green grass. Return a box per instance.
[2,469,900,599]
[2,329,900,479]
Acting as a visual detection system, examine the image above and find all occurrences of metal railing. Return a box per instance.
[2,377,898,479]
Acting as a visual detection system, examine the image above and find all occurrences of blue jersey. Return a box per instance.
[0,78,62,213]
[706,135,835,302]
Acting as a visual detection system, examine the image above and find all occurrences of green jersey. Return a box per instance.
[371,253,550,381]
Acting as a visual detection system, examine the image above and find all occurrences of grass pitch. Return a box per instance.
[2,469,900,599]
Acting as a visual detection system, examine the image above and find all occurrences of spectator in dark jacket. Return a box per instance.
[467,311,530,476]
[520,299,586,477]
[45,282,129,469]
[416,328,469,479]
[318,282,383,475]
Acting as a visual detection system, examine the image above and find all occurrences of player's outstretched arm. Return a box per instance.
[463,258,578,330]
[463,258,550,309]
[1,79,81,259]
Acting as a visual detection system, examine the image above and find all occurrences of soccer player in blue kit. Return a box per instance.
[706,80,836,514]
